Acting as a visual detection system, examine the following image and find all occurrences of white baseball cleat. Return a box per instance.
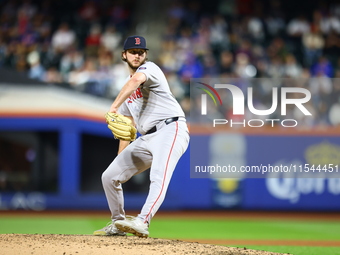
[93,222,126,236]
[114,216,149,238]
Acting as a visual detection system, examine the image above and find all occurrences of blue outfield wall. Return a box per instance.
[191,133,340,211]
[243,136,340,210]
[0,117,339,211]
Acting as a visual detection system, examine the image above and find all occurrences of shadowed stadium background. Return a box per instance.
[0,1,340,254]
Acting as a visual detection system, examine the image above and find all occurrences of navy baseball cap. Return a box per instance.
[123,35,149,50]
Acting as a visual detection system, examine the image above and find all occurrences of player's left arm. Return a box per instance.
[110,72,146,113]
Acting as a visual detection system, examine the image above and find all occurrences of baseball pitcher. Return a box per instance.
[93,35,190,238]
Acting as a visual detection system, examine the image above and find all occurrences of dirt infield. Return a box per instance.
[0,234,290,255]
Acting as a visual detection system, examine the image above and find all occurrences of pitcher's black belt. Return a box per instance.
[145,117,179,135]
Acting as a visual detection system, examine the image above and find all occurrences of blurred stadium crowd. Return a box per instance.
[1,0,340,126]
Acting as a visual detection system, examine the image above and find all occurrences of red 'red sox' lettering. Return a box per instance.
[128,88,143,103]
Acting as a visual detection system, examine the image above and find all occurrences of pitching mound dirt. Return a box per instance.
[0,234,290,255]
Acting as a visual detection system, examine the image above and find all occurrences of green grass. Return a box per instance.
[0,215,339,255]
[149,218,340,241]
[0,217,97,234]
[235,245,340,255]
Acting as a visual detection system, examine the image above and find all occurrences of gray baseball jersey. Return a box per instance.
[118,61,185,134]
[102,61,189,225]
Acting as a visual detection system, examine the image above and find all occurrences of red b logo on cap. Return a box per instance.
[135,37,141,45]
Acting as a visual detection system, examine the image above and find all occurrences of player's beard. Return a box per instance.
[126,58,146,71]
